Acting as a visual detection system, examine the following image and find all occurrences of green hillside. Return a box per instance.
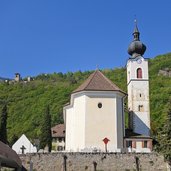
[0,53,171,143]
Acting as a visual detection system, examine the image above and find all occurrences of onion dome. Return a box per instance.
[128,20,146,58]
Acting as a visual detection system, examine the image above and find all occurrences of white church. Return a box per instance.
[63,22,152,153]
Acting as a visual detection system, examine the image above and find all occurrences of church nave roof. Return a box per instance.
[73,70,126,94]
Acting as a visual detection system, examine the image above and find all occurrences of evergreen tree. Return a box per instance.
[0,105,8,144]
[156,99,171,165]
[40,105,52,152]
[10,134,19,147]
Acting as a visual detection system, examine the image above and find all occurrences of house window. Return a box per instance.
[126,140,132,148]
[52,138,57,143]
[98,103,102,108]
[138,105,144,112]
[58,137,62,142]
[57,146,63,151]
[144,141,148,148]
[137,68,142,78]
[147,141,152,150]
[132,141,136,148]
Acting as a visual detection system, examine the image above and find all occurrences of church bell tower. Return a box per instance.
[127,21,151,136]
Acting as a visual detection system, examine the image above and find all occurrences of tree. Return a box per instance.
[156,99,171,165]
[0,105,8,144]
[10,134,19,147]
[40,105,52,152]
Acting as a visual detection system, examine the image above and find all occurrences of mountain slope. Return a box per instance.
[0,53,170,143]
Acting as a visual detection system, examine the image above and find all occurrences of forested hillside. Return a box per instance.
[0,53,171,144]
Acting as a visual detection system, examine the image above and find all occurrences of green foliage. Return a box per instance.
[10,134,19,147]
[0,104,8,144]
[149,53,171,134]
[155,98,171,164]
[0,52,170,147]
[39,105,52,152]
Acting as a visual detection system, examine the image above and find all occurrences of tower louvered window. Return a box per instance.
[137,68,142,78]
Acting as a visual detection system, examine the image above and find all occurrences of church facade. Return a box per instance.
[63,23,152,152]
[63,70,126,152]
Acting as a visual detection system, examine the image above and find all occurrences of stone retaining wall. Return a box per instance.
[20,152,168,171]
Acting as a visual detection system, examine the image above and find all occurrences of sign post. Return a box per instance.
[103,137,110,153]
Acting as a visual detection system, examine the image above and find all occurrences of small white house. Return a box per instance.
[12,134,37,154]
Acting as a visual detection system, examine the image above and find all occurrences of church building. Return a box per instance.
[63,22,152,153]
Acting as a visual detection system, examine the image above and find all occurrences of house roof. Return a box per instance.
[73,70,126,94]
[12,134,33,146]
[51,124,65,138]
[0,141,22,168]
[124,129,152,139]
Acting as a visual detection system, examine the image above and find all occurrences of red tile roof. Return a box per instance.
[73,70,126,94]
[51,124,65,138]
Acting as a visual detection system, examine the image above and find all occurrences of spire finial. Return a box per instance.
[128,19,146,57]
[96,64,99,70]
[133,17,140,41]
[134,15,137,25]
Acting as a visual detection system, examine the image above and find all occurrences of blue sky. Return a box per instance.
[0,1,170,78]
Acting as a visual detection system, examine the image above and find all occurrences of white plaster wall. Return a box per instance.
[65,95,86,152]
[116,96,124,148]
[127,57,149,84]
[135,141,151,153]
[65,107,74,151]
[128,81,150,136]
[128,81,149,111]
[73,95,86,151]
[127,57,151,136]
[65,91,125,152]
[84,92,124,152]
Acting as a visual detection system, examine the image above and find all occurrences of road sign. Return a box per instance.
[103,137,110,144]
[103,137,110,152]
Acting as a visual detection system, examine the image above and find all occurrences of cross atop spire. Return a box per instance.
[96,64,99,70]
[133,19,140,41]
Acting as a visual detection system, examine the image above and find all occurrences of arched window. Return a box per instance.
[137,68,142,78]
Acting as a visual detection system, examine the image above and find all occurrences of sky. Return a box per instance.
[0,0,171,78]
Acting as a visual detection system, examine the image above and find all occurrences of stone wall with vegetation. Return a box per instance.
[20,152,168,171]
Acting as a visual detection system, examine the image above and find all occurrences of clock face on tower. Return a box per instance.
[137,58,142,64]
